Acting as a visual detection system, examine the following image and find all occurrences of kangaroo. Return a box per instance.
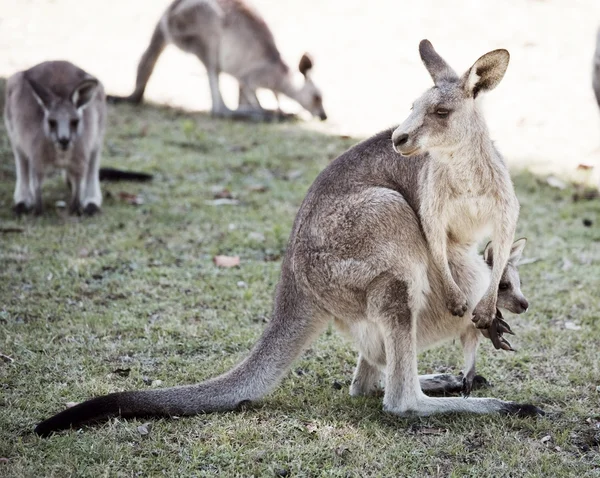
[108,0,327,121]
[35,40,542,437]
[593,28,600,109]
[4,61,106,216]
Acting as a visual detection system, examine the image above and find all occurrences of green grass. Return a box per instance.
[0,100,599,477]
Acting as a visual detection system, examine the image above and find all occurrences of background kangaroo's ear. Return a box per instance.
[509,237,527,264]
[419,39,458,85]
[483,241,493,266]
[26,75,55,112]
[71,78,99,109]
[298,53,313,77]
[462,49,510,98]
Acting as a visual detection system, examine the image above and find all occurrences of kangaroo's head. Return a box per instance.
[391,39,509,157]
[484,238,529,314]
[294,54,327,121]
[25,75,99,152]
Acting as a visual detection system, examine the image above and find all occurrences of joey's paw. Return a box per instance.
[83,203,101,216]
[501,402,545,418]
[481,310,516,351]
[446,289,468,317]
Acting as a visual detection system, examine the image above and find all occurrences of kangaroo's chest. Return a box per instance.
[444,195,495,243]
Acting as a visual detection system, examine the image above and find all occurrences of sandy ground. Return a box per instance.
[1,0,600,175]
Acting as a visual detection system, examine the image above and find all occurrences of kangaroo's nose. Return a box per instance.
[58,138,70,149]
[519,298,529,312]
[319,112,327,121]
[393,133,409,148]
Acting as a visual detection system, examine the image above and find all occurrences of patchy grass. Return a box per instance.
[0,101,599,478]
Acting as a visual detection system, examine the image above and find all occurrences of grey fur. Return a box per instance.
[4,61,106,215]
[593,28,600,109]
[35,40,542,437]
[109,0,327,121]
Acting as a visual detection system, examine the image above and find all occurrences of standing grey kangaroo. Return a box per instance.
[109,0,327,121]
[4,61,105,216]
[35,40,543,436]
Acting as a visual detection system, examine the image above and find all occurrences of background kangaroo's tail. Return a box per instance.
[98,167,153,182]
[106,22,167,105]
[35,286,323,436]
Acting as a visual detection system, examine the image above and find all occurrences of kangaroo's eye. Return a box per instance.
[70,119,79,129]
[499,282,510,291]
[435,108,450,117]
[313,95,322,105]
[48,119,57,130]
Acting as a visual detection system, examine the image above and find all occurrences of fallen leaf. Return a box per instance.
[213,255,240,268]
[564,321,582,331]
[0,458,8,464]
[151,380,162,387]
[546,176,567,190]
[541,435,552,443]
[213,188,234,199]
[0,353,14,363]
[205,198,239,206]
[55,200,67,209]
[118,192,144,205]
[247,184,268,193]
[237,281,247,288]
[112,367,131,377]
[137,422,152,436]
[65,402,79,409]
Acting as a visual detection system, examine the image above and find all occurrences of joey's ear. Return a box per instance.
[462,49,509,98]
[483,241,493,266]
[509,237,527,264]
[419,39,458,85]
[26,76,55,111]
[71,78,99,109]
[298,53,313,77]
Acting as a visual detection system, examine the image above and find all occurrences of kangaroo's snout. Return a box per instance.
[518,298,529,313]
[58,137,70,150]
[393,133,409,148]
[319,112,327,121]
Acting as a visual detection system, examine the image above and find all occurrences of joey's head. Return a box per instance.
[294,54,327,121]
[391,39,509,157]
[483,238,529,314]
[26,75,100,152]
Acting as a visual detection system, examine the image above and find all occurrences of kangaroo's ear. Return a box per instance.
[26,76,55,112]
[483,241,493,266]
[298,53,313,77]
[71,78,99,109]
[462,49,509,98]
[509,237,527,264]
[419,39,458,85]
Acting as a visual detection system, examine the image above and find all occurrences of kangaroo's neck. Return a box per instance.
[275,71,303,102]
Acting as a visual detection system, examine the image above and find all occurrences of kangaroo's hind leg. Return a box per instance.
[373,270,543,417]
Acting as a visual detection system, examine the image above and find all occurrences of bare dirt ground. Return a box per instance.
[1,0,600,175]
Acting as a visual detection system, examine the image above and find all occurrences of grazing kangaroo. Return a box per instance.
[593,28,600,109]
[35,40,542,437]
[4,61,105,216]
[108,0,327,121]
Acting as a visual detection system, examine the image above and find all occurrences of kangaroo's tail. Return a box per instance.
[98,168,153,182]
[34,285,323,436]
[107,21,167,105]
